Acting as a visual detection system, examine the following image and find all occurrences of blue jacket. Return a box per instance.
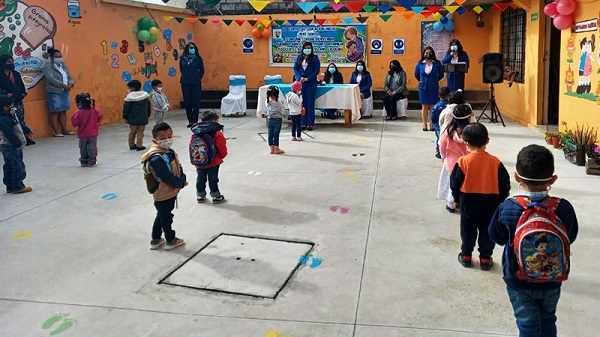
[442,52,470,77]
[293,54,320,87]
[489,196,579,290]
[179,54,205,85]
[350,71,372,99]
[414,61,444,91]
[430,99,447,129]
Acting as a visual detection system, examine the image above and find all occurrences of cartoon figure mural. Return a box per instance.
[566,34,575,61]
[565,65,574,92]
[67,0,81,19]
[343,26,364,62]
[576,34,595,95]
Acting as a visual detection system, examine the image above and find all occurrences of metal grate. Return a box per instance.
[501,7,526,83]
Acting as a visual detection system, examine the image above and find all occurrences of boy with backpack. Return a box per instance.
[431,86,450,159]
[190,111,227,204]
[489,144,578,336]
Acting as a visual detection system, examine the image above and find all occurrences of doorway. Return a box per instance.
[543,10,561,126]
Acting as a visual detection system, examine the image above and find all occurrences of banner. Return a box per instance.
[270,24,367,67]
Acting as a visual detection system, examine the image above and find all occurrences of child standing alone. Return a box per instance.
[71,93,102,167]
[0,95,31,194]
[285,81,303,141]
[150,79,169,124]
[123,80,151,151]
[265,85,285,154]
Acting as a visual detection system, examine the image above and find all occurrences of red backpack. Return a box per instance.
[513,196,570,283]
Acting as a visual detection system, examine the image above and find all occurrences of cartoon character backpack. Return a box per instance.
[189,132,216,168]
[512,196,570,283]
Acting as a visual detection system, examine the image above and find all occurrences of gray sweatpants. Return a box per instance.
[154,109,166,124]
[79,136,98,166]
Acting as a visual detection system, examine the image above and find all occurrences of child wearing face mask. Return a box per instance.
[123,80,151,151]
[71,93,102,167]
[286,81,303,141]
[140,122,187,250]
[150,79,169,124]
[0,95,32,194]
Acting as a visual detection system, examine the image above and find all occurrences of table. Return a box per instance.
[256,84,362,127]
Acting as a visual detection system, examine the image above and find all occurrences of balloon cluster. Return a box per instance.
[544,0,577,30]
[433,14,455,32]
[135,17,159,44]
[252,24,271,39]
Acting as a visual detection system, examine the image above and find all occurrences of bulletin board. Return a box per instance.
[421,21,454,60]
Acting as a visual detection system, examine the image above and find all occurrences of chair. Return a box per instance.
[382,98,408,118]
[221,75,246,117]
[264,74,282,85]
[361,90,374,117]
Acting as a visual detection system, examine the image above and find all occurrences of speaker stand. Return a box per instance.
[477,83,505,127]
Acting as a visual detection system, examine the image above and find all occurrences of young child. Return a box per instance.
[191,111,227,204]
[439,89,472,135]
[71,93,102,167]
[123,80,151,151]
[0,95,31,194]
[489,144,578,336]
[150,79,169,124]
[265,85,285,154]
[450,123,510,270]
[437,104,471,213]
[431,86,450,159]
[286,81,303,141]
[140,122,187,250]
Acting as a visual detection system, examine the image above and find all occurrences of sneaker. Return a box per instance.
[25,137,36,146]
[187,123,193,128]
[165,238,185,250]
[6,188,12,193]
[212,195,226,204]
[150,238,165,250]
[458,253,472,268]
[53,133,64,137]
[129,145,137,150]
[307,126,314,131]
[62,131,76,135]
[445,205,456,213]
[87,163,98,167]
[12,186,32,194]
[136,146,147,151]
[435,153,442,159]
[480,257,494,271]
[197,196,206,203]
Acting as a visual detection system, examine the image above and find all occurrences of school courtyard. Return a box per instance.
[0,109,598,337]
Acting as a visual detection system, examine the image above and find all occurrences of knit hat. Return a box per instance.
[291,81,302,92]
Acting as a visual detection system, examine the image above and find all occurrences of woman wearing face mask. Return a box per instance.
[43,48,76,137]
[441,39,469,92]
[350,60,373,119]
[0,55,35,145]
[323,63,343,119]
[383,60,408,121]
[179,42,205,127]
[293,42,320,131]
[415,46,444,131]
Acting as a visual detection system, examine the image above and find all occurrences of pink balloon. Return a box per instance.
[544,2,558,18]
[556,0,576,16]
[554,14,574,30]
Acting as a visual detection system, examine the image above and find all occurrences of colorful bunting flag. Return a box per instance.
[356,16,368,23]
[301,19,313,25]
[393,6,406,13]
[494,3,511,11]
[315,2,328,10]
[363,5,376,13]
[378,6,392,14]
[248,0,270,12]
[315,18,328,26]
[455,0,466,4]
[328,17,341,25]
[163,16,174,22]
[330,3,345,12]
[379,14,392,22]
[186,17,198,23]
[444,6,459,14]
[287,19,298,26]
[223,19,233,26]
[431,12,443,21]
[411,6,425,14]
[261,19,272,26]
[247,19,258,27]
[342,17,355,24]
[199,18,208,24]
[235,19,246,26]
[174,17,184,23]
[283,0,294,6]
[472,6,484,14]
[345,1,367,13]
[420,10,433,19]
[456,7,467,15]
[210,19,220,24]
[333,0,341,3]
[296,2,317,13]
[274,19,286,25]
[480,4,493,11]
[428,6,442,13]
[398,0,416,9]
[402,11,415,20]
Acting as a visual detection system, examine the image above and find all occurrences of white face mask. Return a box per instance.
[155,87,162,92]
[156,138,174,150]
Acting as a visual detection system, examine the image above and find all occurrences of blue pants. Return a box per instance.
[196,164,221,198]
[447,73,465,92]
[181,83,201,124]
[1,146,26,192]
[290,115,302,137]
[267,118,282,146]
[301,83,316,126]
[152,196,176,241]
[434,128,440,155]
[507,286,561,337]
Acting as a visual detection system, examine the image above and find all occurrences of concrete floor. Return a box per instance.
[1,109,598,337]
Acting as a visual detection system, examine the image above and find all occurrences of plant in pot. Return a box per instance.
[545,131,556,145]
[566,123,598,166]
[585,144,600,175]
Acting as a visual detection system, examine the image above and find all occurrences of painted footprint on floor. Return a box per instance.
[330,205,349,214]
[299,254,312,265]
[310,258,323,268]
[299,254,323,268]
[357,137,368,142]
[42,314,76,335]
[264,330,283,337]
[342,172,358,179]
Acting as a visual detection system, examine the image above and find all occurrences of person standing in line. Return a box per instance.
[150,79,169,124]
[293,42,320,131]
[179,42,204,127]
[415,46,444,131]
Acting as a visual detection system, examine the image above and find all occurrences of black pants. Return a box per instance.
[152,196,177,241]
[460,213,495,258]
[181,83,201,124]
[383,92,405,117]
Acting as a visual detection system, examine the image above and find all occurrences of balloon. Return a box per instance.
[433,21,443,32]
[150,21,158,28]
[544,2,558,18]
[137,29,151,42]
[440,16,448,24]
[149,27,158,35]
[554,14,574,30]
[445,20,455,32]
[446,13,453,20]
[257,24,264,31]
[138,17,152,30]
[252,28,261,38]
[261,29,271,38]
[147,34,158,44]
[556,0,576,16]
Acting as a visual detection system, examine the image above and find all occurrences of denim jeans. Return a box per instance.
[267,118,282,146]
[1,146,26,192]
[434,128,440,155]
[152,196,176,241]
[290,115,302,137]
[507,286,561,337]
[196,165,221,198]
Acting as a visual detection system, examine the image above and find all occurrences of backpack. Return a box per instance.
[143,153,171,194]
[189,132,216,168]
[512,196,570,283]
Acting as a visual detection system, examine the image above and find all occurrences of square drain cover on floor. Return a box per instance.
[159,233,314,298]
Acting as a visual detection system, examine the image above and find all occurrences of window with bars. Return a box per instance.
[501,7,526,83]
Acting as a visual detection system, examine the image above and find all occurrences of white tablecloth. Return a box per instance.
[256,84,362,124]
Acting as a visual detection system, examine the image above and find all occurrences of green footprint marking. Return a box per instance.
[42,314,76,335]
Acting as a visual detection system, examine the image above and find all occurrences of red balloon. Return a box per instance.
[554,14,574,30]
[544,2,558,18]
[261,29,271,38]
[556,0,576,15]
[252,28,261,38]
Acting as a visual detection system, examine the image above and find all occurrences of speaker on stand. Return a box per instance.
[477,52,506,127]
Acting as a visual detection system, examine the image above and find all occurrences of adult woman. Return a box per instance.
[293,42,320,131]
[383,60,409,121]
[179,42,204,127]
[323,63,343,119]
[441,39,470,92]
[43,48,75,137]
[0,55,34,145]
[415,46,444,131]
[350,60,373,118]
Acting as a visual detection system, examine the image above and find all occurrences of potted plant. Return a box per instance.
[586,144,600,175]
[565,123,598,166]
[544,131,555,145]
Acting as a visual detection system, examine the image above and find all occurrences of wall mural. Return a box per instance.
[564,29,600,103]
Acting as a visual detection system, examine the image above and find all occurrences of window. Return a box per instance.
[501,7,526,83]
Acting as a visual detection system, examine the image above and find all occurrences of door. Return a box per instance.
[543,6,561,126]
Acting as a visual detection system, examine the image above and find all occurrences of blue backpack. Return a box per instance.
[143,153,171,194]
[189,132,216,168]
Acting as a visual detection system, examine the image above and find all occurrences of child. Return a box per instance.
[191,111,227,204]
[71,93,102,167]
[265,85,285,154]
[123,80,151,151]
[431,86,450,159]
[489,144,578,336]
[140,122,187,250]
[0,95,31,194]
[150,79,169,124]
[439,89,472,135]
[437,104,470,213]
[286,81,303,141]
[450,123,510,270]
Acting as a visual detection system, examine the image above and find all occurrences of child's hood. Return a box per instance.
[125,91,150,102]
[191,121,223,135]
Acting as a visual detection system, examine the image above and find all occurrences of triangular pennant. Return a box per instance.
[261,19,272,27]
[315,18,328,26]
[163,16,174,22]
[301,19,314,25]
[235,19,246,26]
[456,7,467,15]
[283,0,294,5]
[455,0,466,4]
[210,19,220,24]
[248,0,270,12]
[398,0,416,9]
[342,17,355,24]
[494,3,511,11]
[174,17,184,23]
[223,19,233,26]
[480,4,493,11]
[296,2,318,13]
[316,2,328,10]
[274,19,285,25]
[328,17,341,25]
[199,18,208,24]
[330,3,345,12]
[431,12,443,21]
[363,5,376,13]
[287,19,298,26]
[247,19,258,27]
[379,14,392,22]
[428,6,442,13]
[393,6,405,13]
[444,6,459,14]
[420,10,433,18]
[356,16,369,23]
[333,0,341,3]
[402,11,415,20]
[378,6,392,14]
[186,17,198,23]
[472,6,484,14]
[204,0,222,8]
[346,1,368,13]
[411,6,425,14]
[510,3,519,9]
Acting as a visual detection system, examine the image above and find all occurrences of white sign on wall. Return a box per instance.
[242,37,254,54]
[393,38,405,55]
[370,38,382,55]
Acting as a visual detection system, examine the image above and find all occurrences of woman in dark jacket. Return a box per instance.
[293,42,320,131]
[0,55,34,145]
[179,42,205,127]
[350,60,373,118]
[415,46,444,131]
[441,39,470,92]
[323,63,343,119]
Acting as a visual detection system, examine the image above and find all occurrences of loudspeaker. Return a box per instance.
[482,53,504,84]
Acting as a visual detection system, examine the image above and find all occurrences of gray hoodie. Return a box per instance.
[265,101,284,119]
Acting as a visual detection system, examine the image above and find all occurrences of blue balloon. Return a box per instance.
[144,81,153,93]
[121,71,132,82]
[440,16,448,24]
[446,13,453,20]
[445,20,455,32]
[163,29,172,40]
[433,21,443,32]
[168,67,177,77]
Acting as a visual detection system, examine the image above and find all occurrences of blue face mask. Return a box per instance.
[303,48,312,55]
[189,48,196,55]
[53,58,63,64]
[357,65,364,72]
[514,186,549,201]
[328,68,335,73]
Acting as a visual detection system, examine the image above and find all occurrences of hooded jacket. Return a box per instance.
[123,91,151,126]
[191,121,227,169]
[0,109,26,148]
[140,144,186,202]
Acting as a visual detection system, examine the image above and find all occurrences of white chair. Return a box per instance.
[361,90,373,117]
[382,98,408,117]
[221,75,246,117]
[264,74,282,85]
